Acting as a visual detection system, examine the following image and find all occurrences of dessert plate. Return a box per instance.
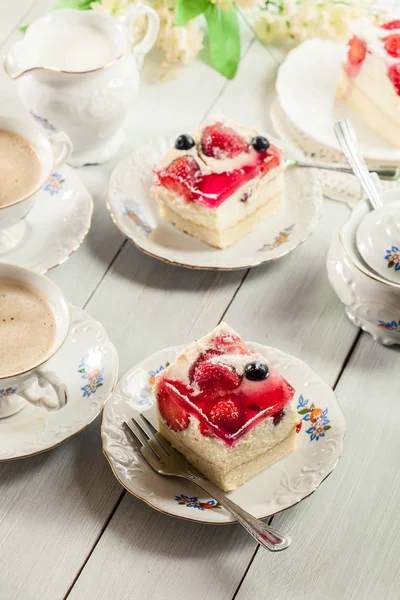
[0,165,93,273]
[102,343,345,524]
[276,39,400,163]
[270,100,400,207]
[106,135,323,270]
[0,305,118,461]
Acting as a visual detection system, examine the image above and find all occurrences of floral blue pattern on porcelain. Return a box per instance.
[30,111,56,132]
[297,394,331,441]
[138,363,170,406]
[122,199,152,237]
[258,224,295,252]
[378,319,400,332]
[44,173,65,196]
[175,494,221,511]
[0,387,17,398]
[385,246,400,272]
[78,357,104,398]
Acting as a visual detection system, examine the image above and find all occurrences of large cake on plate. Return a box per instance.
[337,17,400,148]
[152,117,284,249]
[153,323,300,491]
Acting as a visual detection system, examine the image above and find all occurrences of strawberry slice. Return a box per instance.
[157,156,201,202]
[385,33,400,58]
[193,362,241,394]
[201,122,248,159]
[213,334,250,355]
[157,384,190,431]
[188,348,221,383]
[347,35,367,65]
[204,395,246,435]
[382,20,400,30]
[388,64,400,96]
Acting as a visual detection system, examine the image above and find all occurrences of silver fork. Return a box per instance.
[123,416,291,552]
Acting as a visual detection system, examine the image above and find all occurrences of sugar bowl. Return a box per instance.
[327,189,400,346]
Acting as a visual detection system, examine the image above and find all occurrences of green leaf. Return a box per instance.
[175,0,209,26]
[388,261,394,268]
[297,409,309,415]
[309,402,315,410]
[54,0,95,10]
[324,425,331,431]
[204,4,240,79]
[19,24,28,32]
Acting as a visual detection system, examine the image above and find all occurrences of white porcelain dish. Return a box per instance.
[328,190,400,345]
[0,164,93,273]
[101,342,345,524]
[0,305,118,460]
[106,135,323,270]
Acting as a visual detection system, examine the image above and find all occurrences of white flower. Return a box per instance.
[90,0,203,79]
[91,0,131,16]
[253,0,380,45]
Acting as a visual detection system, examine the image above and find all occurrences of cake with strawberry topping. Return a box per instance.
[337,17,400,148]
[152,116,284,249]
[153,323,299,491]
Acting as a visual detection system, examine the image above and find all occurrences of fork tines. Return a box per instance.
[123,415,171,465]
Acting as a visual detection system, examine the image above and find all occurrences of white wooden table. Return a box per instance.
[1,1,400,598]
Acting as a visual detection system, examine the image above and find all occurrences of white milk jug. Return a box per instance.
[4,7,159,166]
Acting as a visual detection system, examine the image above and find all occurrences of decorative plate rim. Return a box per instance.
[105,136,324,271]
[2,165,94,275]
[101,343,345,524]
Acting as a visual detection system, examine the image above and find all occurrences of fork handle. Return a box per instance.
[184,471,290,552]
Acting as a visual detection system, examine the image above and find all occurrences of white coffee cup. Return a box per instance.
[0,115,72,253]
[0,263,70,418]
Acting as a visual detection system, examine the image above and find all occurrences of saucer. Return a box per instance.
[101,342,345,524]
[106,135,323,270]
[0,305,118,461]
[270,100,400,207]
[0,165,93,273]
[276,39,400,163]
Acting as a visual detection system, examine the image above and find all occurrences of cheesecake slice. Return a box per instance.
[337,17,400,148]
[152,117,284,249]
[153,323,299,491]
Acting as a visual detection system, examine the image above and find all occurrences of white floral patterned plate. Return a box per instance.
[101,343,345,524]
[106,135,323,270]
[0,305,118,461]
[0,165,93,273]
[270,100,400,208]
[276,39,400,163]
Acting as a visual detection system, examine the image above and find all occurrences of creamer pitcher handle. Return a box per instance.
[123,3,160,69]
[18,367,68,411]
[49,131,73,167]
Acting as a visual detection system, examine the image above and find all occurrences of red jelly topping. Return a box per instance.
[156,144,281,210]
[156,334,295,445]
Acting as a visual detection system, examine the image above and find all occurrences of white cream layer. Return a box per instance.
[153,166,284,232]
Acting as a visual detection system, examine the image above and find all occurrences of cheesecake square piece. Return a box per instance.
[153,323,299,491]
[337,17,400,148]
[152,116,284,249]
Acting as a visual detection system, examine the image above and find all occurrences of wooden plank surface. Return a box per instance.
[236,334,400,600]
[0,0,399,599]
[64,38,362,600]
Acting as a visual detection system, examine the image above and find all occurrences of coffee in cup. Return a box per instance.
[0,129,41,208]
[0,263,70,418]
[0,277,56,378]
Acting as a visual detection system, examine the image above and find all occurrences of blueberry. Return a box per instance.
[175,134,195,151]
[251,136,270,153]
[273,409,284,426]
[245,361,269,381]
